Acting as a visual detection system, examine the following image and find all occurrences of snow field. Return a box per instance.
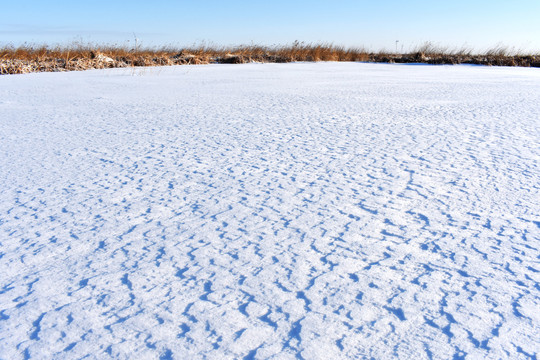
[0,63,539,359]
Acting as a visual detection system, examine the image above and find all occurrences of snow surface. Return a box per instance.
[0,63,539,359]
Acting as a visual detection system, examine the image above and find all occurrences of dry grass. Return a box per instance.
[1,42,539,75]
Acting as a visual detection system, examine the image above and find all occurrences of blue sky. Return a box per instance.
[2,0,539,52]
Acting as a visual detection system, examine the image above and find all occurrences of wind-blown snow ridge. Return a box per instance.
[0,63,539,359]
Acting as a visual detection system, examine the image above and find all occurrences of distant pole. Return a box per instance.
[133,32,139,51]
[396,40,399,53]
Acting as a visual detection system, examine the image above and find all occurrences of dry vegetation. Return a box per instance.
[1,42,539,75]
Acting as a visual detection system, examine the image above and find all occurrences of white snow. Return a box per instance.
[0,63,539,359]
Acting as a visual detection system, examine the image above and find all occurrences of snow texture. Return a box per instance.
[0,63,539,359]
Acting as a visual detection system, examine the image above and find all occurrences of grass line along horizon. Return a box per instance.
[1,42,539,74]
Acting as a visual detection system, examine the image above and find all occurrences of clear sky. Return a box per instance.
[2,0,539,52]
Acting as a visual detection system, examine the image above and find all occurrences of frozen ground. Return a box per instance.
[0,63,539,359]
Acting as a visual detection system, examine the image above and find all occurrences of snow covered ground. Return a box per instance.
[0,63,539,359]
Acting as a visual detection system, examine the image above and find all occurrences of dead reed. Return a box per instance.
[1,42,538,75]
